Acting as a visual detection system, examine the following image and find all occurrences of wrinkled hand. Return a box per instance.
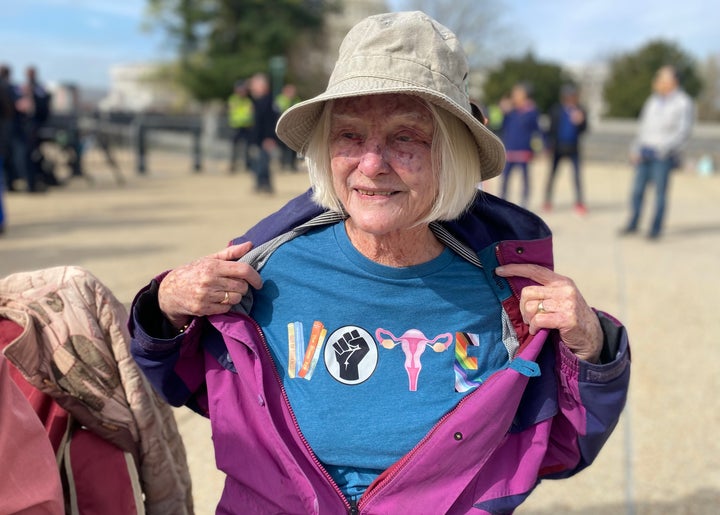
[158,242,263,330]
[495,264,602,363]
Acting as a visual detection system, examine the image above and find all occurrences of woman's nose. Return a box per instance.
[357,140,388,177]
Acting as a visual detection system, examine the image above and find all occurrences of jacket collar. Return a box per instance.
[232,188,552,253]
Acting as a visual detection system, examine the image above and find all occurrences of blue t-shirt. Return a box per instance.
[558,106,579,145]
[250,222,510,499]
[501,106,540,151]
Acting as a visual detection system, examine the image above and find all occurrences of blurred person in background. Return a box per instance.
[129,11,629,513]
[499,82,541,208]
[227,79,253,173]
[620,65,694,240]
[486,94,508,135]
[274,83,301,171]
[543,84,589,215]
[20,66,53,192]
[3,65,29,193]
[0,66,13,234]
[248,73,279,194]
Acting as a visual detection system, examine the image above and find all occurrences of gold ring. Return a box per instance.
[221,291,230,305]
[538,300,546,313]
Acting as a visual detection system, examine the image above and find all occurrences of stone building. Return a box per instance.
[98,63,194,113]
[99,1,389,112]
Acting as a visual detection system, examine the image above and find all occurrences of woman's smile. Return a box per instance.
[330,94,437,239]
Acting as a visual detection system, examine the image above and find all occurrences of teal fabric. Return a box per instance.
[250,222,510,498]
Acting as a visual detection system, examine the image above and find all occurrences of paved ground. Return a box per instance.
[2,147,719,514]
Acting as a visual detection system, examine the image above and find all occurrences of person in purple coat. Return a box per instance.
[499,82,541,208]
[129,12,629,513]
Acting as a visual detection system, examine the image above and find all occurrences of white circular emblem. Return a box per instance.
[324,325,378,385]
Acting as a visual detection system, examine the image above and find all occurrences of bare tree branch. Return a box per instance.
[392,0,522,69]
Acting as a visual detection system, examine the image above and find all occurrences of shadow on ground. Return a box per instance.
[0,244,169,273]
[667,223,720,238]
[521,488,719,515]
[5,215,188,240]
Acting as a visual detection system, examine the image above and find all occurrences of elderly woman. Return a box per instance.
[130,11,630,514]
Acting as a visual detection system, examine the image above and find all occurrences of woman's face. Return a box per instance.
[329,94,437,237]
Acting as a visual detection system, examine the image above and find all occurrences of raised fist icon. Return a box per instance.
[332,329,370,381]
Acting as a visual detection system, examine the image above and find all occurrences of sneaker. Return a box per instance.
[542,202,552,213]
[618,226,637,237]
[574,203,588,216]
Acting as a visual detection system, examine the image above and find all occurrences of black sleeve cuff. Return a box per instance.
[597,312,625,365]
[134,279,188,340]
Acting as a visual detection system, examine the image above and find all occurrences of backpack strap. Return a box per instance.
[61,422,144,515]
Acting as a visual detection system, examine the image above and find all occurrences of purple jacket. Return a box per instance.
[130,190,630,514]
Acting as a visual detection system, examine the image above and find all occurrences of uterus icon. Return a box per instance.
[376,328,453,391]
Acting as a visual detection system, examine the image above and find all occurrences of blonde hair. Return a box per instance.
[303,96,482,222]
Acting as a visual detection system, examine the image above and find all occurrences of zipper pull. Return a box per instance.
[348,498,359,515]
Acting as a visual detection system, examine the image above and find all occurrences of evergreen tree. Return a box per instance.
[482,53,570,114]
[145,0,336,100]
[603,40,702,118]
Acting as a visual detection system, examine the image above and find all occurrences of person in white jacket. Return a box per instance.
[621,65,694,240]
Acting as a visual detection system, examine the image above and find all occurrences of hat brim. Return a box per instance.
[276,78,506,182]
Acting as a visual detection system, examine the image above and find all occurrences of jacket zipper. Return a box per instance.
[496,244,521,299]
[357,372,502,511]
[245,316,353,513]
[495,244,541,358]
[240,245,522,512]
[358,244,537,509]
[248,314,496,513]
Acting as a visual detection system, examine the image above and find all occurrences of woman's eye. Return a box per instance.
[396,132,430,146]
[338,131,360,141]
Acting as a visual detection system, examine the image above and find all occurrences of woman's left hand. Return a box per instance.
[495,264,603,363]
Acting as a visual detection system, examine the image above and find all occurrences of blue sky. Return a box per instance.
[1,0,717,89]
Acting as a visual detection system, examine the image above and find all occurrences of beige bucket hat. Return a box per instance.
[276,11,506,180]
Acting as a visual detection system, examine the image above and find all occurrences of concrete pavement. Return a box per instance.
[1,147,718,514]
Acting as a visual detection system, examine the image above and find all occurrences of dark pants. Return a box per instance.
[230,127,251,172]
[27,123,45,188]
[545,151,583,206]
[251,144,273,193]
[10,135,33,191]
[0,155,5,227]
[279,141,297,171]
[626,156,674,237]
[500,161,530,208]
[9,119,49,192]
[0,120,10,194]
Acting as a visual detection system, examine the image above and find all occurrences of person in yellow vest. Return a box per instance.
[487,95,508,135]
[274,83,301,171]
[227,80,254,173]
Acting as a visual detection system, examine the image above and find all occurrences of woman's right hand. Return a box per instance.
[158,241,263,330]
